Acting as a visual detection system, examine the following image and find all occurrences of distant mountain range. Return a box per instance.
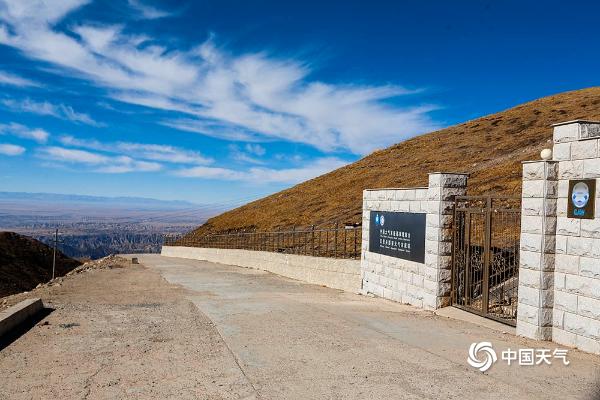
[0,191,218,259]
[0,190,222,224]
[0,191,198,209]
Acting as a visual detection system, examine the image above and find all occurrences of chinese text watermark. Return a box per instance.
[468,341,570,372]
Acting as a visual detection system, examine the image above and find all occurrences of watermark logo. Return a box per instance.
[467,342,570,372]
[467,341,497,372]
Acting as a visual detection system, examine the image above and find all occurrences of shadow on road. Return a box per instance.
[0,307,54,351]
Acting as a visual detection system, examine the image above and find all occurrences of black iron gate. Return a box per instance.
[451,196,521,326]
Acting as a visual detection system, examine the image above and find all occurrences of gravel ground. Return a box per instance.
[0,257,256,399]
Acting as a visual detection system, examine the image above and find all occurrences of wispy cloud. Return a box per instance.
[0,122,49,143]
[0,0,439,156]
[245,143,266,156]
[116,142,212,165]
[228,144,265,165]
[0,143,25,156]
[160,118,261,142]
[53,133,330,180]
[0,70,39,87]
[59,135,213,165]
[0,98,102,126]
[175,157,348,184]
[38,146,162,174]
[127,0,173,20]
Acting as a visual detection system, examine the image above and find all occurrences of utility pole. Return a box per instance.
[52,228,58,280]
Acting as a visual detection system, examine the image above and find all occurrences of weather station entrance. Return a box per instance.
[451,196,522,326]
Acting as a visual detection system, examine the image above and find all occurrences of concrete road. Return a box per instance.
[137,254,600,400]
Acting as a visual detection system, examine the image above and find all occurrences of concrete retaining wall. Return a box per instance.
[161,246,361,293]
[0,298,43,338]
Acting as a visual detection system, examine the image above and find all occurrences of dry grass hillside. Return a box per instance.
[190,87,600,236]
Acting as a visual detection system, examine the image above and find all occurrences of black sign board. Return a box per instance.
[568,179,596,219]
[369,211,426,263]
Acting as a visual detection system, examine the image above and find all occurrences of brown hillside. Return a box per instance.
[0,232,81,297]
[191,87,600,236]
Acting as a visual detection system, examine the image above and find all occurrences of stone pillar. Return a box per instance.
[551,120,600,354]
[516,120,600,355]
[424,173,469,309]
[516,161,558,340]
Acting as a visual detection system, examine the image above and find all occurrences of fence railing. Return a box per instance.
[164,224,362,259]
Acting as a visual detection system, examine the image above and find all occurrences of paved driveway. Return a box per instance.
[137,254,600,400]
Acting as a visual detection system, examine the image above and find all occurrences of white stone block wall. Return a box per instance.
[361,173,468,310]
[551,121,600,354]
[362,187,428,307]
[518,120,600,355]
[516,161,558,340]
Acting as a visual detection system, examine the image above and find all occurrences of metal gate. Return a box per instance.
[451,196,521,326]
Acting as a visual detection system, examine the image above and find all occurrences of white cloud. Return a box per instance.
[41,146,108,164]
[116,142,212,165]
[0,70,39,87]
[0,143,25,155]
[228,144,265,165]
[175,157,348,185]
[0,122,49,142]
[175,166,243,180]
[0,0,91,25]
[0,98,101,126]
[58,135,213,165]
[39,145,162,173]
[275,153,302,162]
[245,143,265,156]
[127,0,172,20]
[160,118,260,142]
[0,0,440,156]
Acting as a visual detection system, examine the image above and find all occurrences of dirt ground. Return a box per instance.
[1,255,599,400]
[0,257,256,399]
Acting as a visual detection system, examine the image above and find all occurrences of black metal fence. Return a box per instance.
[164,224,362,259]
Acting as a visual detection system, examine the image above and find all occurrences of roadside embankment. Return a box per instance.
[161,246,361,292]
[0,298,43,338]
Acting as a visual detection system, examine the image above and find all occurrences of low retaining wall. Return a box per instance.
[0,298,43,338]
[161,246,362,293]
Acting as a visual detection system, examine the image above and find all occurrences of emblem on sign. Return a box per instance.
[568,179,596,219]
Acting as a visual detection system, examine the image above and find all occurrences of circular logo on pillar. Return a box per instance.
[572,182,590,208]
[380,215,385,226]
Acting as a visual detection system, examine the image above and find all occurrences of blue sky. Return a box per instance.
[0,0,598,204]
